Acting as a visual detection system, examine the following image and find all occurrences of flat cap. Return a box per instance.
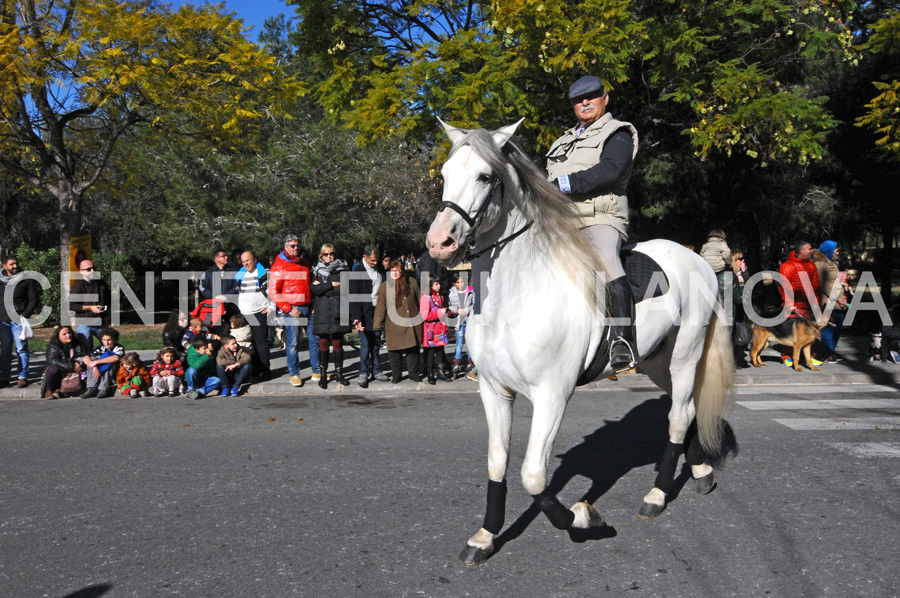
[568,76,606,100]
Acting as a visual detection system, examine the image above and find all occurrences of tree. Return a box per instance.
[854,6,900,162]
[89,110,439,267]
[0,0,305,275]
[288,0,854,160]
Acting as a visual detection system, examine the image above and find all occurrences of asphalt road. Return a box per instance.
[1,385,898,598]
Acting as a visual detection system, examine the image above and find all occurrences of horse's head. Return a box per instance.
[426,118,524,266]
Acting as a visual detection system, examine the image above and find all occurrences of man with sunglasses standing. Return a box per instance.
[69,259,112,350]
[547,75,639,374]
[270,234,313,387]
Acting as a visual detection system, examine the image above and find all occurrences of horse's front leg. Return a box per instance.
[521,392,605,533]
[459,383,514,565]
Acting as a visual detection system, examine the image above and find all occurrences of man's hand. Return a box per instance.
[289,307,302,318]
[353,319,364,332]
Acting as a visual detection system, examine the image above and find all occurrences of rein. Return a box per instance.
[437,175,534,261]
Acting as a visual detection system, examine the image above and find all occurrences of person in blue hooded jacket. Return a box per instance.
[812,240,847,362]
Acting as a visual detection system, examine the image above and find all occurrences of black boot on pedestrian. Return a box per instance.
[318,351,330,389]
[606,275,638,373]
[426,352,436,385]
[334,350,350,386]
[80,387,99,399]
[437,359,453,382]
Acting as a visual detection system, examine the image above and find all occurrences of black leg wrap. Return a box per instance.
[482,479,507,535]
[654,442,685,495]
[685,432,708,466]
[532,489,575,530]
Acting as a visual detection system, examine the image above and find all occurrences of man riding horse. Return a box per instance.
[547,75,639,373]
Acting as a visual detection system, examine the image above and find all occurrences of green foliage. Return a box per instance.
[14,244,60,326]
[854,11,900,162]
[12,244,136,326]
[89,111,439,265]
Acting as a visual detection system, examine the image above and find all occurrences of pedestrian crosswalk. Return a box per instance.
[736,385,900,455]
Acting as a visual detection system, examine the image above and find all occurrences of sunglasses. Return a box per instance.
[81,267,95,271]
[321,252,334,257]
[287,244,299,248]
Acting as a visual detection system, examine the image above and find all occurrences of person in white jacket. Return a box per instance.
[447,273,476,377]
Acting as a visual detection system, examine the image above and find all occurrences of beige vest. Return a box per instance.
[546,113,638,239]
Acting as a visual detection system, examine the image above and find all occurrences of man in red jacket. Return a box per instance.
[269,234,313,387]
[778,241,821,367]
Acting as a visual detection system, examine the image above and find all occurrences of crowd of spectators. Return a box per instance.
[0,232,898,398]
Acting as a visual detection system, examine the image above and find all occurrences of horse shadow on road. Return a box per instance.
[494,395,737,553]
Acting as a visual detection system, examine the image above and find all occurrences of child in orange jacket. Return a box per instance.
[117,352,152,398]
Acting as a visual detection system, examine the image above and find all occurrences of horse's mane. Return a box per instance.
[451,128,605,303]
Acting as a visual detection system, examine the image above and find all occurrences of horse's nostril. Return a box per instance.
[442,237,456,248]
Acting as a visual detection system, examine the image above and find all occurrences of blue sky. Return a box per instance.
[177,0,294,40]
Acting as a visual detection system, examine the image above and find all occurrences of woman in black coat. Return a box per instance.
[42,326,87,399]
[311,244,352,388]
[162,309,188,360]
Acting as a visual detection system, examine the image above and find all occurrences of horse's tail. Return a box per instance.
[692,309,735,458]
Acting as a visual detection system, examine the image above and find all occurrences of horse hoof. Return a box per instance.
[695,473,717,495]
[571,501,605,528]
[637,502,665,519]
[458,544,493,565]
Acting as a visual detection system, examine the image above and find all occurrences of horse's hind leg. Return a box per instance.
[638,342,699,519]
[459,383,515,565]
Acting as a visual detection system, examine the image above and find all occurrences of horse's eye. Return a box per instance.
[477,174,492,184]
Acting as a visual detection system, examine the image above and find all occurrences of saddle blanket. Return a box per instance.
[622,245,668,303]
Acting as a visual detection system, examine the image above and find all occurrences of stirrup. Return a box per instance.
[610,338,636,373]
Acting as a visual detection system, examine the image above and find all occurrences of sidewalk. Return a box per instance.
[3,334,898,399]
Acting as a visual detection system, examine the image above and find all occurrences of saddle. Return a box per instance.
[576,247,669,386]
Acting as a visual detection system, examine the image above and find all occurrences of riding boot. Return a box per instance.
[318,350,330,389]
[426,350,436,385]
[606,275,638,373]
[334,350,350,386]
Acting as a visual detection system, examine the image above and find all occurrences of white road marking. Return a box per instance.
[774,417,900,431]
[735,384,900,395]
[738,399,900,411]
[830,442,900,458]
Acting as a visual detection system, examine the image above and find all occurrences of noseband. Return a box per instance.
[437,175,503,253]
[437,176,535,260]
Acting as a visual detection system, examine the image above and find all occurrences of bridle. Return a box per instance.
[437,174,533,260]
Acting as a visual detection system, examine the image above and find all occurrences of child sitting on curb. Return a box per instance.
[185,336,221,400]
[117,352,152,398]
[150,347,185,397]
[216,335,252,396]
[80,326,125,399]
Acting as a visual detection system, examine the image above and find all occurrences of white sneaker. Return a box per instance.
[891,351,900,364]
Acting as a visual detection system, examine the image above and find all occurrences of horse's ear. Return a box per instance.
[492,118,525,147]
[438,117,467,145]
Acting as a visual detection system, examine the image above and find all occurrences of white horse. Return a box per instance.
[426,120,735,565]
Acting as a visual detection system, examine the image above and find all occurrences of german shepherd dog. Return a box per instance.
[749,315,827,371]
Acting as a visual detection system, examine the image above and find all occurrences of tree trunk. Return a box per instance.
[58,187,83,325]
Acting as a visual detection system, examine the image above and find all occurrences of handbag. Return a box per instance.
[60,372,84,394]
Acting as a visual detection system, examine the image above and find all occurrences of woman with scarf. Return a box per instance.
[311,244,352,388]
